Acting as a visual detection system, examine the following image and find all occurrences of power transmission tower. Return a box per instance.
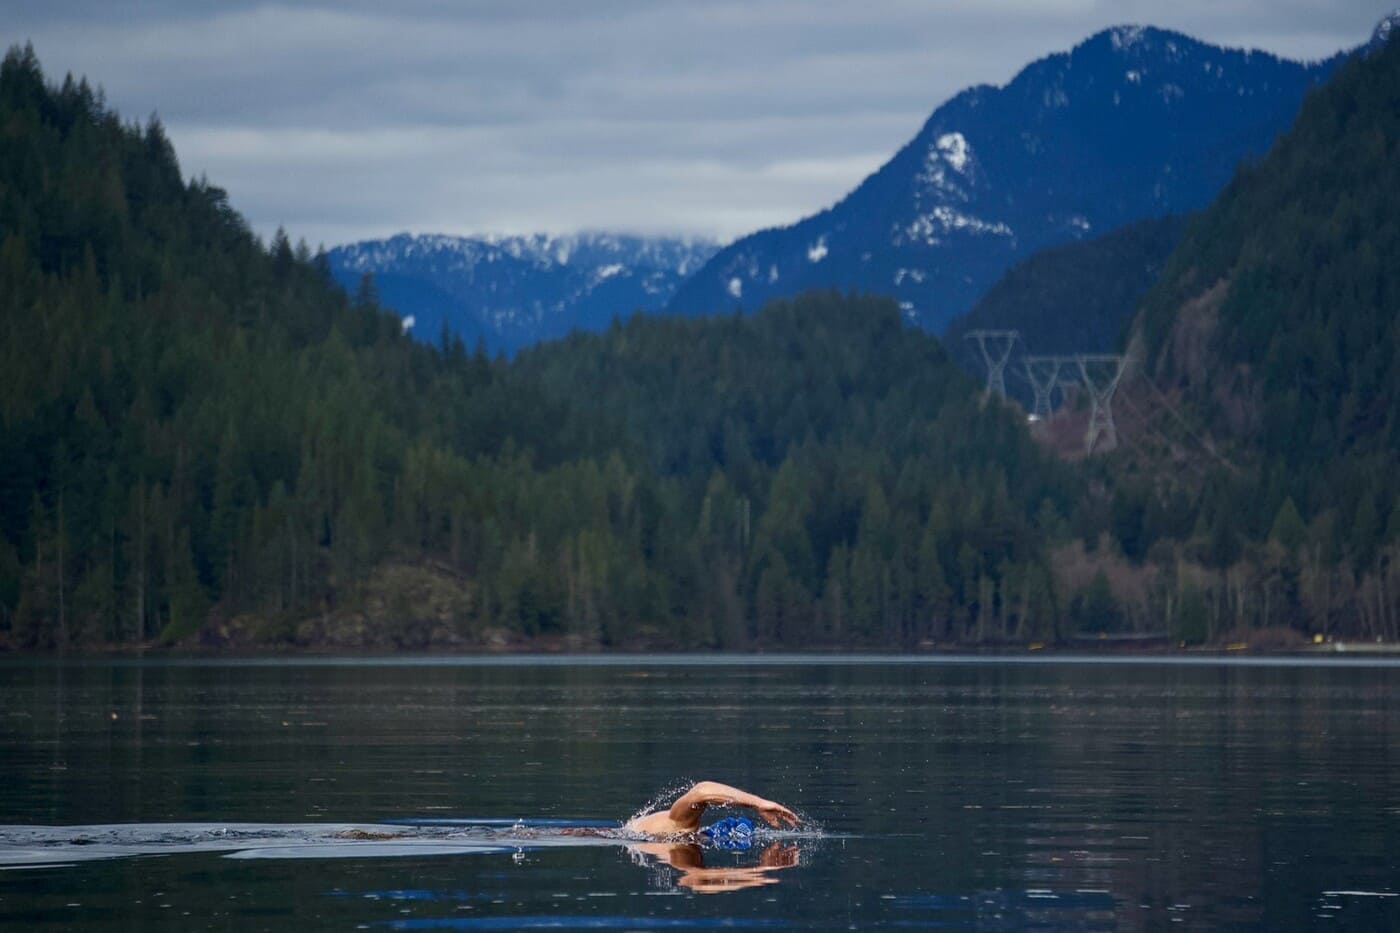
[964,330,1019,402]
[1022,355,1065,419]
[1075,354,1129,455]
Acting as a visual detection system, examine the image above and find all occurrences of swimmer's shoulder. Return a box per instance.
[625,810,689,836]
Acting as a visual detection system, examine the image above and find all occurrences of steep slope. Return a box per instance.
[944,213,1187,370]
[327,233,717,354]
[0,46,610,648]
[668,26,1335,332]
[1096,23,1400,640]
[1135,25,1400,485]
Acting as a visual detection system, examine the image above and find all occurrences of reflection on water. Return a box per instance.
[630,842,802,894]
[1,656,1399,929]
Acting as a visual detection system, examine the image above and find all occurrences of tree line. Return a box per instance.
[3,40,1399,651]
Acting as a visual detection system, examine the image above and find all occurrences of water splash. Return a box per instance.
[624,778,696,829]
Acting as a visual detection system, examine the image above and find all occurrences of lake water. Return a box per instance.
[1,655,1398,930]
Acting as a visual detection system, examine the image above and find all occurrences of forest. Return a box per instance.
[1122,33,1400,645]
[1,37,1398,651]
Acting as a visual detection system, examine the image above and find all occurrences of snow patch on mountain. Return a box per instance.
[665,20,1341,333]
[1111,25,1147,51]
[1371,10,1399,47]
[327,231,718,353]
[937,133,971,172]
[917,136,979,203]
[898,207,1013,246]
[336,232,716,278]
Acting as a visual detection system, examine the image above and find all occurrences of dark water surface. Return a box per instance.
[1,656,1398,930]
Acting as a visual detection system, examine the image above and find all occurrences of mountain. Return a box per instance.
[667,25,1337,332]
[326,232,718,354]
[1093,22,1400,638]
[0,45,1082,652]
[1133,21,1400,491]
[1368,10,1400,51]
[8,21,1398,654]
[944,213,1187,369]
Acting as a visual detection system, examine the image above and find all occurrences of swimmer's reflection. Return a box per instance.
[629,840,801,894]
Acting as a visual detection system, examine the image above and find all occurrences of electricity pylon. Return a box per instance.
[964,330,1019,402]
[1075,354,1129,455]
[1022,355,1065,419]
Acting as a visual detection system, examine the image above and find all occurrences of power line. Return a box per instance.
[964,330,1019,402]
[1075,354,1130,455]
[1022,355,1069,420]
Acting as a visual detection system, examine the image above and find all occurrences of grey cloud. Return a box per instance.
[5,0,1394,244]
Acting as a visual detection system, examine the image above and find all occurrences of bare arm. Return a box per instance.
[662,781,799,831]
[625,781,799,835]
[667,782,757,825]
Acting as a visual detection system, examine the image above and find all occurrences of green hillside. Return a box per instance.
[1121,34,1400,640]
[0,45,606,648]
[6,33,1398,653]
[0,46,1079,651]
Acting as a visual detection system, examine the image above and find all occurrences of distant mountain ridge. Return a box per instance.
[667,25,1340,332]
[327,232,718,353]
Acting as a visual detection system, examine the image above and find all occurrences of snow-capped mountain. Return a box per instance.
[327,233,719,353]
[1368,10,1399,50]
[667,25,1339,332]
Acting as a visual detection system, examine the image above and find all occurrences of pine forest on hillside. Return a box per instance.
[0,46,1071,651]
[1122,34,1400,644]
[2,36,1399,653]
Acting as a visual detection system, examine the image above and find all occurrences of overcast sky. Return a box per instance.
[6,1,1395,248]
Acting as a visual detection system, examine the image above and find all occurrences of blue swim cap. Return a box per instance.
[700,816,754,849]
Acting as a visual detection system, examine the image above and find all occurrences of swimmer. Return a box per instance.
[625,781,799,836]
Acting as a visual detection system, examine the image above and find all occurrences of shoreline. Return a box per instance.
[1,638,1397,661]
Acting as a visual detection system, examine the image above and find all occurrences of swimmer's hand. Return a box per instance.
[754,798,799,829]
